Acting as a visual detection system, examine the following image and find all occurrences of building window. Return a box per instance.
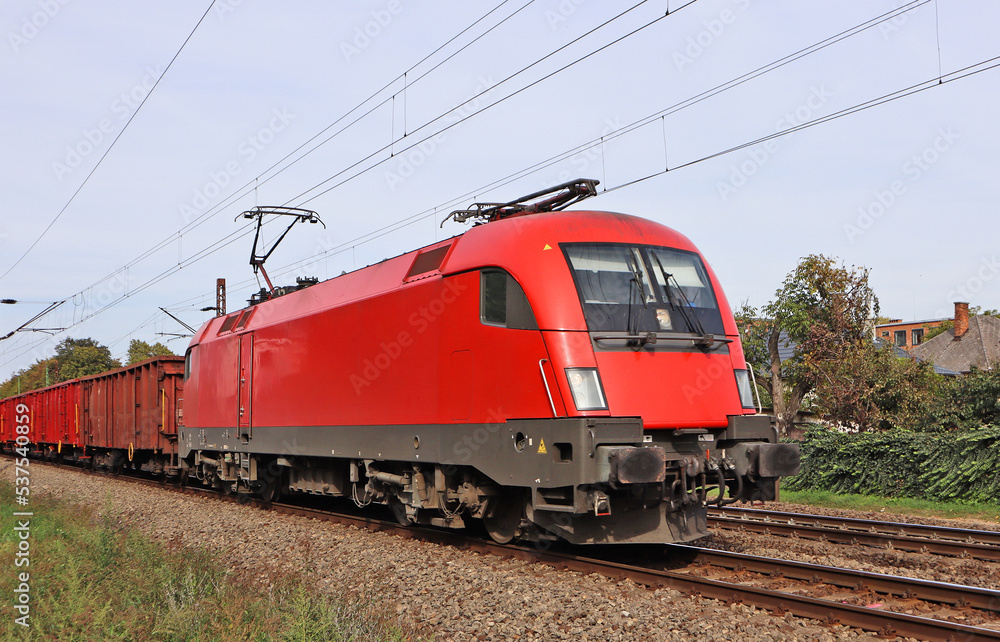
[894,330,906,347]
[912,328,924,346]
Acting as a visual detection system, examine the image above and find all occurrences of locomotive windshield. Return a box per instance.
[563,243,725,335]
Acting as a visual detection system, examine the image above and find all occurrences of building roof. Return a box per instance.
[876,317,950,329]
[776,331,961,377]
[874,338,961,376]
[909,315,1000,374]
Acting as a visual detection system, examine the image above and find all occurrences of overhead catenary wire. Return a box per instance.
[601,53,1000,196]
[62,0,536,308]
[21,0,951,334]
[0,1,678,357]
[0,1,546,370]
[188,42,998,316]
[0,2,990,377]
[0,0,219,284]
[287,1,668,206]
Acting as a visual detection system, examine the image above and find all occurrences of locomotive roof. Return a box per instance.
[190,210,732,344]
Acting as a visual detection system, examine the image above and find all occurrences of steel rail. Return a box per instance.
[709,508,1000,561]
[672,544,1000,613]
[258,501,1000,640]
[715,506,1000,546]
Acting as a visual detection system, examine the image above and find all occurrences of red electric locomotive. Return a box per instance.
[180,180,799,544]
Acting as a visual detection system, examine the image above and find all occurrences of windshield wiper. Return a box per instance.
[625,253,648,337]
[651,254,713,347]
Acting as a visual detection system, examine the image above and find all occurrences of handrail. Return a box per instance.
[538,359,558,417]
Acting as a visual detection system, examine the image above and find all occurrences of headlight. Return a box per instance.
[565,368,608,411]
[734,369,755,409]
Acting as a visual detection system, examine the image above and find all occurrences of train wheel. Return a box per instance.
[258,476,281,503]
[484,492,526,544]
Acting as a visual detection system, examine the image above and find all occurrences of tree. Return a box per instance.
[126,339,175,365]
[53,337,120,381]
[736,255,879,435]
[810,340,939,432]
[970,306,1000,318]
[0,337,121,398]
[0,358,59,398]
[59,345,121,380]
[924,320,953,341]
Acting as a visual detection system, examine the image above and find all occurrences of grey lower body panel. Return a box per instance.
[181,415,791,545]
[181,417,646,489]
[530,501,707,545]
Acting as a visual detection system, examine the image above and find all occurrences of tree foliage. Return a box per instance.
[924,320,953,341]
[922,367,1000,431]
[737,255,879,435]
[810,340,939,432]
[55,339,120,381]
[126,339,175,365]
[0,358,59,398]
[0,337,121,398]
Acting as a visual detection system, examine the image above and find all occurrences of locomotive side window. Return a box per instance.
[184,346,195,380]
[480,270,538,330]
[563,243,724,335]
[482,271,506,324]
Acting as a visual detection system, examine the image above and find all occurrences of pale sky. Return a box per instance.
[1,0,997,379]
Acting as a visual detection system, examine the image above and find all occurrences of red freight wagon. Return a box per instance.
[1,356,183,472]
[32,380,80,452]
[0,380,77,453]
[0,395,20,444]
[79,356,184,472]
[24,390,45,449]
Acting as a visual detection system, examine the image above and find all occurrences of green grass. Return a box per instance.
[0,482,420,641]
[777,488,1000,523]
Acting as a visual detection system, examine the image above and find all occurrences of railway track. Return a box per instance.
[248,500,1000,640]
[234,495,1000,640]
[710,506,1000,561]
[21,458,1000,641]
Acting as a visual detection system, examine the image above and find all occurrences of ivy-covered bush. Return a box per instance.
[784,426,1000,505]
[920,368,1000,431]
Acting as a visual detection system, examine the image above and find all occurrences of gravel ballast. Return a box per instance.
[26,464,926,641]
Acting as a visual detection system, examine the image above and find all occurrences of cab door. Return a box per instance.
[237,333,253,441]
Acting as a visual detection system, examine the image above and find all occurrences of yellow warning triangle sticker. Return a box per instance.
[537,438,548,454]
[542,244,552,250]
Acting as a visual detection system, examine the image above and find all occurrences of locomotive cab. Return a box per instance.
[444,219,801,544]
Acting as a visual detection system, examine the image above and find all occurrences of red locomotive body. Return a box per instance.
[187,212,747,429]
[181,202,799,544]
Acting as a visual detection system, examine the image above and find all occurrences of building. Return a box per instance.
[909,302,1000,374]
[875,316,950,351]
